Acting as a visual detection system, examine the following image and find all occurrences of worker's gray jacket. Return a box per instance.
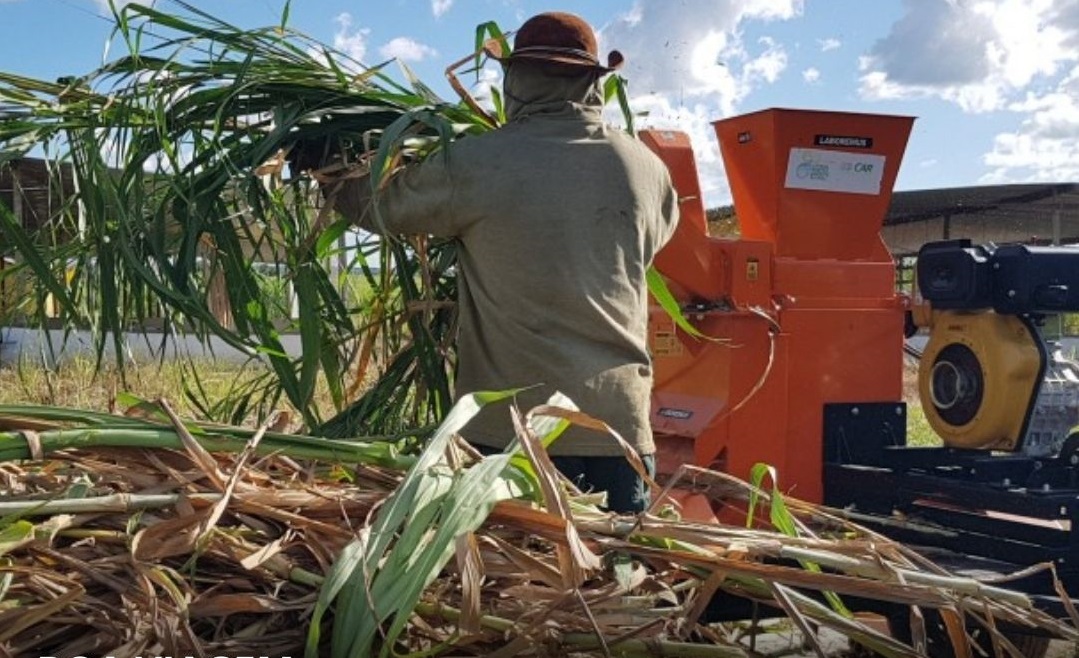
[341,64,679,456]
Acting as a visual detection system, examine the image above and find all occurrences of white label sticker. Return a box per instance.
[784,147,886,195]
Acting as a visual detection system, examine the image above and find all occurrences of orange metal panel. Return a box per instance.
[713,109,914,261]
[650,313,781,464]
[777,308,905,502]
[648,109,915,504]
[724,240,774,309]
[773,259,906,309]
[703,330,791,483]
[639,129,728,301]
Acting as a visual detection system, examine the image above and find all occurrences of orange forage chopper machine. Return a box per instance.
[640,108,912,505]
[640,108,1079,612]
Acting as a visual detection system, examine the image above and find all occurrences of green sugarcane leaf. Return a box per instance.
[314,219,352,260]
[398,61,443,104]
[604,74,635,135]
[304,530,368,655]
[318,328,346,411]
[279,0,291,33]
[749,462,852,617]
[647,266,721,341]
[0,203,76,315]
[473,21,508,75]
[375,450,519,657]
[747,462,778,531]
[308,389,520,658]
[0,521,34,558]
[490,84,506,124]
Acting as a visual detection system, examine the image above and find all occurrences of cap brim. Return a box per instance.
[482,39,623,72]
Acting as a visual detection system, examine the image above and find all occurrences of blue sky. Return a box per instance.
[1,0,1077,205]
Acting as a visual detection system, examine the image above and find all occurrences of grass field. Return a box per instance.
[0,352,939,448]
[0,355,283,418]
[906,402,938,446]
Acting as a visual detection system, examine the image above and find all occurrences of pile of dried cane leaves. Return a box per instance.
[0,396,1077,658]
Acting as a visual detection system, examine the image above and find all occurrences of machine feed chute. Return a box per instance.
[713,108,915,261]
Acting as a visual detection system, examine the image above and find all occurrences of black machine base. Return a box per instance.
[823,401,1079,606]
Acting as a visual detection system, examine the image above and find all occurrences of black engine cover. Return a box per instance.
[918,240,1079,314]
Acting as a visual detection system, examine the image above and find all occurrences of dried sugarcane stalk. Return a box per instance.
[1,400,1077,657]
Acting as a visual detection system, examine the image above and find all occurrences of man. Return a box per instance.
[334,12,679,513]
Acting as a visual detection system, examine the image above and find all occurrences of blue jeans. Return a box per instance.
[474,443,654,514]
[551,454,655,514]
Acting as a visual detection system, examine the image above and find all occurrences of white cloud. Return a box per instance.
[600,1,804,203]
[601,1,802,108]
[741,0,802,21]
[468,66,503,111]
[744,37,786,83]
[818,37,840,52]
[621,4,644,26]
[981,64,1079,182]
[802,67,820,83]
[333,12,370,64]
[859,0,1079,113]
[858,0,1079,184]
[379,37,437,63]
[432,0,452,18]
[615,94,729,199]
[94,0,152,13]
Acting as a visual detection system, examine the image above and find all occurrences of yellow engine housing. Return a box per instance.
[918,310,1043,450]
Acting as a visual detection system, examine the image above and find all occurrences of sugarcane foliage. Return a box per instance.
[2,400,1076,657]
[0,2,711,441]
[0,1,486,434]
[308,390,528,657]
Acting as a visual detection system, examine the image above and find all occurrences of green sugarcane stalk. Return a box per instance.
[0,490,368,516]
[0,426,415,468]
[0,492,211,515]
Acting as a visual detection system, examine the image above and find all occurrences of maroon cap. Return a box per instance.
[487,12,623,72]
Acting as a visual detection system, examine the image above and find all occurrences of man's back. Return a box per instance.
[436,79,678,455]
[334,10,680,511]
[368,65,677,454]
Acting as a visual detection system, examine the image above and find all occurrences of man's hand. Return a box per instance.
[317,167,374,226]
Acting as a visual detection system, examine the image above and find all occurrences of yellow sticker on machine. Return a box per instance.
[651,329,683,356]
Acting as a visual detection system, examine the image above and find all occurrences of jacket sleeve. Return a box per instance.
[330,152,463,238]
[658,171,680,247]
[647,168,680,261]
